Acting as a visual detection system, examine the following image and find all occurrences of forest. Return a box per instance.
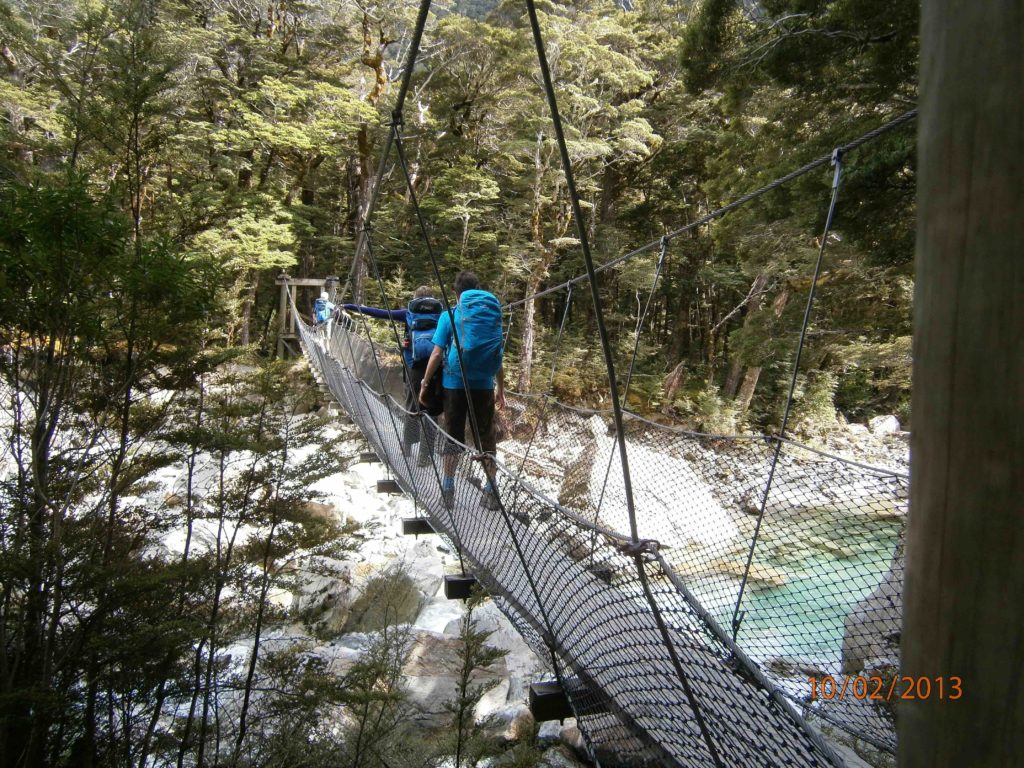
[0,0,917,765]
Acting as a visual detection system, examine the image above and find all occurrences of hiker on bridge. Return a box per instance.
[419,271,505,510]
[342,286,444,465]
[313,291,335,325]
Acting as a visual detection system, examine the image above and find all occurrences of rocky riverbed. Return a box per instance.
[155,410,595,767]
[151,390,907,766]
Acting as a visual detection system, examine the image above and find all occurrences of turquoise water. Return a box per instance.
[704,512,903,671]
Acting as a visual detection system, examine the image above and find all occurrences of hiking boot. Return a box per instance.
[483,491,502,511]
[441,487,455,510]
[417,448,432,467]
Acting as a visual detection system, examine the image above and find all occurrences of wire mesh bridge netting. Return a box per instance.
[298,316,907,767]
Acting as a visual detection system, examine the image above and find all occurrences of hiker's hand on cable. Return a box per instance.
[495,388,506,410]
[419,380,430,407]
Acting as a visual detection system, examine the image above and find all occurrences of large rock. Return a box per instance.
[536,720,562,746]
[401,538,445,597]
[292,557,426,636]
[558,722,588,757]
[300,500,337,522]
[487,703,536,743]
[842,535,903,675]
[537,744,591,767]
[340,571,423,633]
[292,559,365,634]
[559,416,738,551]
[868,415,901,435]
[402,630,510,728]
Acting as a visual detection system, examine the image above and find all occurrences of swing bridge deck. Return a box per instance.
[296,315,908,768]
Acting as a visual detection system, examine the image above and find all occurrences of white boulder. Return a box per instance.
[868,415,901,435]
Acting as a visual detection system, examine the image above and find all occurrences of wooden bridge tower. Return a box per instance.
[275,274,340,358]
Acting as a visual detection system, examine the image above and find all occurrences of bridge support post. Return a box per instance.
[275,274,333,358]
[402,518,435,536]
[902,1,1024,764]
[443,574,478,600]
[276,274,289,359]
[529,681,573,722]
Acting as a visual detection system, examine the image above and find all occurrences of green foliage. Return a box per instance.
[194,195,299,272]
[0,0,920,759]
[440,590,509,768]
[787,369,841,437]
[673,384,742,434]
[339,619,422,768]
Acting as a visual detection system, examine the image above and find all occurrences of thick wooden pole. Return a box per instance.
[901,1,1023,765]
[276,277,289,358]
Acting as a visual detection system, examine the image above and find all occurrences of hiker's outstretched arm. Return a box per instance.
[342,304,407,320]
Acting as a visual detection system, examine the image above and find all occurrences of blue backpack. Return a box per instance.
[448,289,503,380]
[314,297,334,323]
[406,296,442,364]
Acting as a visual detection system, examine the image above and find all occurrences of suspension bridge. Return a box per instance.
[284,0,916,763]
[296,305,907,768]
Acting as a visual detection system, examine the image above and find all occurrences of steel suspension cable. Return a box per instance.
[592,237,669,563]
[332,251,471,573]
[340,302,410,480]
[335,0,435,305]
[360,229,437,502]
[361,228,469,574]
[523,2,722,764]
[502,307,515,358]
[391,123,572,695]
[288,293,393,477]
[730,149,847,643]
[391,124,486,456]
[324,0,472,573]
[356,167,477,573]
[506,109,918,310]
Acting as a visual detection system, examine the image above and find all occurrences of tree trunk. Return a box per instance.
[663,359,686,404]
[517,263,552,393]
[723,358,743,399]
[734,366,761,414]
[239,273,256,346]
[517,293,538,393]
[900,2,1023,765]
[734,287,790,413]
[348,127,374,302]
[518,132,564,394]
[233,516,279,757]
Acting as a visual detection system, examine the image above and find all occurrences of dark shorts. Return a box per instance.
[406,362,443,417]
[443,387,496,455]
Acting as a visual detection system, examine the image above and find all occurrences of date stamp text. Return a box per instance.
[807,675,962,702]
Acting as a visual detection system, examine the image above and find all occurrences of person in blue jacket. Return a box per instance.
[343,286,444,465]
[313,291,336,324]
[418,271,505,510]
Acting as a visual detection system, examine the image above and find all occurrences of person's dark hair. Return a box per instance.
[454,270,480,297]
